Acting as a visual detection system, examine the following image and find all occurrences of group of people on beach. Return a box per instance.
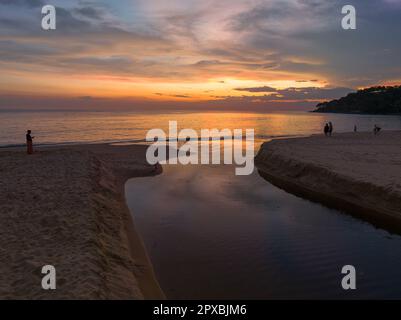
[324,122,382,137]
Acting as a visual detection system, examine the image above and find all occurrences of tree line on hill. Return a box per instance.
[313,85,401,114]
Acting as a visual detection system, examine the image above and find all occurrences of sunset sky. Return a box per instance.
[1,0,401,111]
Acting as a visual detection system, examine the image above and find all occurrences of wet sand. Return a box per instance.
[0,144,164,299]
[255,131,401,231]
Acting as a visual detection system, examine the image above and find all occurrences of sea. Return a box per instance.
[1,110,401,147]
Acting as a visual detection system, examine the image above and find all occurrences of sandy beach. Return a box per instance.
[0,144,164,299]
[255,131,401,231]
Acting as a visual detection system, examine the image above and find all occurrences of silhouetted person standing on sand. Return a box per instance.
[328,122,333,136]
[324,123,329,136]
[354,125,357,132]
[26,130,34,154]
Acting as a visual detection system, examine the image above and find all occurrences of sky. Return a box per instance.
[0,0,401,111]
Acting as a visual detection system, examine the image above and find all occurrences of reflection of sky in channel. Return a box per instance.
[126,163,401,299]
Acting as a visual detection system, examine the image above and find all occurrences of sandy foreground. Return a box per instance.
[256,131,401,231]
[0,144,164,299]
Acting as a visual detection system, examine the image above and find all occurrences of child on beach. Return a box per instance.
[26,130,34,154]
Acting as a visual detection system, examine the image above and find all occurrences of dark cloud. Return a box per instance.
[229,0,335,36]
[193,60,223,67]
[0,93,317,112]
[172,94,191,98]
[74,6,104,20]
[0,17,29,31]
[220,0,401,87]
[153,93,192,99]
[0,0,44,7]
[235,86,353,101]
[235,86,277,93]
[0,40,62,63]
[64,55,133,66]
[54,7,97,33]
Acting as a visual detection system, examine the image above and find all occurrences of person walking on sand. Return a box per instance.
[354,125,357,132]
[324,123,329,136]
[26,130,34,154]
[328,122,333,136]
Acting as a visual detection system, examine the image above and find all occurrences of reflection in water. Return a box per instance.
[125,163,401,299]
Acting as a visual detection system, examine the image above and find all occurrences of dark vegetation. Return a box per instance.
[314,85,401,114]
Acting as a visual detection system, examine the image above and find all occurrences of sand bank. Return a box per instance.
[255,131,401,232]
[0,144,164,299]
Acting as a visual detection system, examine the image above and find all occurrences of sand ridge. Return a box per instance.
[0,144,164,299]
[255,131,401,231]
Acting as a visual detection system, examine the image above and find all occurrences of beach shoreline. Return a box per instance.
[255,131,401,233]
[0,143,164,299]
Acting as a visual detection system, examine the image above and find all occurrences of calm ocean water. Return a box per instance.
[1,111,401,147]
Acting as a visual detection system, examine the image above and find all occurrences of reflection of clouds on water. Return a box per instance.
[125,163,401,299]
